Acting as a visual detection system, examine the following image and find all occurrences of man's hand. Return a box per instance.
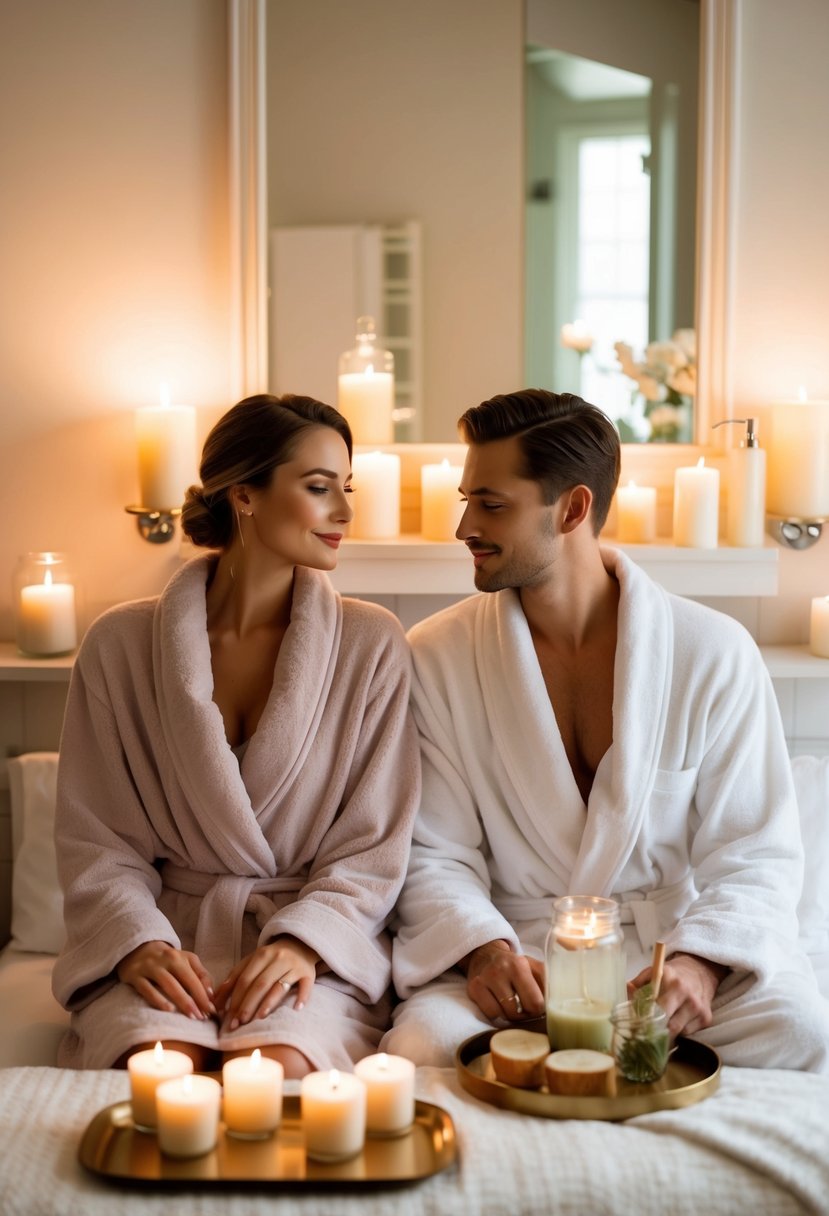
[216,936,319,1031]
[116,940,216,1019]
[462,939,545,1023]
[629,951,728,1038]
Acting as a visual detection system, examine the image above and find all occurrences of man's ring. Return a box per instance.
[279,980,292,991]
[503,992,523,1015]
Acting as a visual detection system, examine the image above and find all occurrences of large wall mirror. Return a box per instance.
[231,0,737,451]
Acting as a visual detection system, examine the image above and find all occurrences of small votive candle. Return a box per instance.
[673,458,720,548]
[156,1074,222,1158]
[127,1042,194,1131]
[222,1049,284,1139]
[354,1052,416,1137]
[616,481,657,543]
[300,1069,367,1162]
[809,596,829,658]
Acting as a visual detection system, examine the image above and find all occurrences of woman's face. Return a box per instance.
[243,426,353,570]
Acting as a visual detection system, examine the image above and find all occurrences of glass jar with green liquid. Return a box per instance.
[545,896,626,1053]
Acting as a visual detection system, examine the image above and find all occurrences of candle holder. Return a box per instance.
[545,896,626,1054]
[765,515,825,551]
[13,552,79,657]
[125,505,182,544]
[338,316,395,446]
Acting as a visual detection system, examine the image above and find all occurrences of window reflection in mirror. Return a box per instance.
[525,28,698,444]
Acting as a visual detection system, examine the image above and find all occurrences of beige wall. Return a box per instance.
[0,0,232,635]
[729,0,829,628]
[266,0,525,442]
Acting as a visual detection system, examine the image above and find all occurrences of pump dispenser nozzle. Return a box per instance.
[712,417,759,448]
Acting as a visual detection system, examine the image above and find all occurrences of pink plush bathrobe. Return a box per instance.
[52,556,420,1069]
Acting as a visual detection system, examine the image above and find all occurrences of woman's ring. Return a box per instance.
[279,980,292,992]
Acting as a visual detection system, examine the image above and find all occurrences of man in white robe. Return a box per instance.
[386,389,829,1072]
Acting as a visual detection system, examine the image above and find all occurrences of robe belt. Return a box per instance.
[161,862,305,981]
[496,874,696,955]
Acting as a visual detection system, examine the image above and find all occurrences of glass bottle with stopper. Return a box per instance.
[712,417,766,547]
[337,316,395,445]
[545,896,626,1053]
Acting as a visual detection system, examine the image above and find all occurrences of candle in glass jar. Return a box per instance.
[353,1053,416,1136]
[810,597,829,658]
[546,896,625,1054]
[156,1074,222,1158]
[127,1042,194,1130]
[222,1049,283,1138]
[300,1069,367,1162]
[135,384,197,509]
[765,392,829,518]
[616,481,657,543]
[420,460,464,541]
[338,370,394,446]
[350,451,401,539]
[673,458,719,548]
[16,555,77,657]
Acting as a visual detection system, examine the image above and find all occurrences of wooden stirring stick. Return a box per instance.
[651,940,666,999]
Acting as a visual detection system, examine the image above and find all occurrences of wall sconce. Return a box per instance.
[764,391,829,551]
[125,387,196,544]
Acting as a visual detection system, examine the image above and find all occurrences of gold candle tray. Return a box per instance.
[456,1027,720,1121]
[79,1095,456,1186]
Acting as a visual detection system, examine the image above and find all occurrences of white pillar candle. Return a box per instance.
[338,370,394,446]
[17,571,77,656]
[765,394,829,518]
[135,386,197,509]
[616,481,657,543]
[809,597,829,658]
[673,457,720,548]
[353,1053,416,1137]
[222,1049,284,1139]
[127,1042,194,1130]
[350,451,401,539]
[156,1074,222,1158]
[420,460,464,541]
[300,1069,367,1162]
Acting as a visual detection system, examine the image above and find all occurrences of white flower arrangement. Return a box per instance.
[614,329,696,441]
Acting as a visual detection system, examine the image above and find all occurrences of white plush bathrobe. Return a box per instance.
[389,547,828,1070]
[53,556,420,1069]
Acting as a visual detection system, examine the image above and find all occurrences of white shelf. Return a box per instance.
[0,642,74,681]
[760,645,829,679]
[328,537,779,598]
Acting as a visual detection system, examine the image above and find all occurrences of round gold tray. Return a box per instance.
[456,1026,720,1121]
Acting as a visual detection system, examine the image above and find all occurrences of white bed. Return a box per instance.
[2,752,829,1216]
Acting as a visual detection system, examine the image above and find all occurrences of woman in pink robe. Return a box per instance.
[52,394,420,1074]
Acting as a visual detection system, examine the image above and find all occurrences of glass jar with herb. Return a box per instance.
[611,989,670,1083]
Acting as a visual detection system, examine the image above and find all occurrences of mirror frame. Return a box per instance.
[227,0,740,476]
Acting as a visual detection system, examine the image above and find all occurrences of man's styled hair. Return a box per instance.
[458,389,621,535]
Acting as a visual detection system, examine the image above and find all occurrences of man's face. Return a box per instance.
[456,436,562,593]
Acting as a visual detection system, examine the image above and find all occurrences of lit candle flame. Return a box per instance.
[153,1041,164,1066]
[251,1048,262,1070]
[329,1069,340,1090]
[696,457,706,469]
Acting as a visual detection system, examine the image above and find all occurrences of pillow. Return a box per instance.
[8,752,65,954]
[791,753,829,956]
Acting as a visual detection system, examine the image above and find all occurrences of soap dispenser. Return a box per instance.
[712,417,766,547]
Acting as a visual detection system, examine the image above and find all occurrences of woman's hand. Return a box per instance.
[215,936,319,1031]
[463,939,546,1023]
[628,951,728,1038]
[116,940,216,1019]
